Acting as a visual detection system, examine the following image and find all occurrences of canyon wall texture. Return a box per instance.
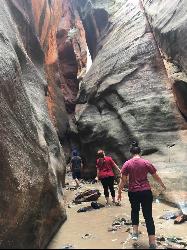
[142,0,187,204]
[0,0,66,248]
[57,0,87,114]
[75,0,187,200]
[32,0,71,155]
[143,0,187,120]
[32,0,88,155]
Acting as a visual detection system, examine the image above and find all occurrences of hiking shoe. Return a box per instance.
[115,201,121,206]
[131,233,139,241]
[149,244,157,249]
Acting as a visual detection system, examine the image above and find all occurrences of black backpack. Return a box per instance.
[71,156,81,171]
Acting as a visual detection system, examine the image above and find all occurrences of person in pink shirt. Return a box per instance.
[95,150,121,205]
[118,142,166,249]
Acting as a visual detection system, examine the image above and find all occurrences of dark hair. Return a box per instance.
[97,150,105,167]
[72,150,78,156]
[130,141,141,155]
[97,150,105,159]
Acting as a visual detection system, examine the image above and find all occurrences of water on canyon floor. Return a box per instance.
[48,175,187,249]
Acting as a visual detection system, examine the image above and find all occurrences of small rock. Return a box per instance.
[133,242,141,249]
[73,200,82,205]
[82,233,93,239]
[160,211,182,220]
[112,221,121,226]
[108,227,118,232]
[77,206,92,213]
[156,236,166,242]
[60,244,74,249]
[174,214,187,224]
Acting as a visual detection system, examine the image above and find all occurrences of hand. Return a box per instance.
[95,176,99,182]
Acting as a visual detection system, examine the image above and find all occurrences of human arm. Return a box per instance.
[80,159,84,171]
[118,174,128,201]
[152,173,166,191]
[70,159,72,172]
[95,169,100,181]
[146,161,166,191]
[112,161,121,173]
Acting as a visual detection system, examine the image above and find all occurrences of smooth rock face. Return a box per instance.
[75,0,187,183]
[142,0,187,206]
[32,0,71,154]
[0,0,66,248]
[57,0,87,114]
[143,0,187,120]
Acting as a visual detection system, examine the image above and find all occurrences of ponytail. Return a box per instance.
[97,150,105,167]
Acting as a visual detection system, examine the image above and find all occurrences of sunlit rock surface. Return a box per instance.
[75,0,187,188]
[32,0,71,153]
[0,0,66,248]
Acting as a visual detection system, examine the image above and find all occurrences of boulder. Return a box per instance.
[74,189,101,202]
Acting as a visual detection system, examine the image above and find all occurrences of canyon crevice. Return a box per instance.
[0,0,187,248]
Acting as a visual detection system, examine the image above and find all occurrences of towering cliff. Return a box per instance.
[0,0,67,248]
[57,0,87,114]
[74,0,187,199]
[32,0,87,153]
[32,0,71,154]
[143,0,187,125]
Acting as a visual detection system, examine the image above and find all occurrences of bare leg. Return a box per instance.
[131,225,139,240]
[133,225,139,234]
[106,197,110,204]
[75,178,80,187]
[149,235,156,246]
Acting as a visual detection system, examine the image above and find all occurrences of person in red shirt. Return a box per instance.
[118,142,166,249]
[95,150,121,205]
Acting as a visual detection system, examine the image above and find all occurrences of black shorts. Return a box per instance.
[72,171,81,180]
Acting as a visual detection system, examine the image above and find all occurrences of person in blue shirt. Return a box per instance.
[71,150,82,187]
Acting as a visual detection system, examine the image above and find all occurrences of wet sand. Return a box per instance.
[48,177,187,249]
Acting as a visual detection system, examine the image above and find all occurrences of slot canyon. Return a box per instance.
[0,0,187,249]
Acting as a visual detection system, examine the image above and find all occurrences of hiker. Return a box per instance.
[118,141,166,249]
[71,150,82,188]
[95,150,121,205]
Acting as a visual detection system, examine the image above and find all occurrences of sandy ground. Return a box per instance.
[48,176,187,249]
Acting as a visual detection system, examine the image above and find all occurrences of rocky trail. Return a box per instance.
[48,174,187,249]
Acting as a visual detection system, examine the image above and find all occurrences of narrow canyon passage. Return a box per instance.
[0,0,187,249]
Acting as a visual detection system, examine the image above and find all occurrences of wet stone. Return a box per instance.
[108,227,118,232]
[82,233,93,239]
[159,211,182,220]
[60,244,74,249]
[74,189,101,202]
[174,214,187,224]
[156,236,187,249]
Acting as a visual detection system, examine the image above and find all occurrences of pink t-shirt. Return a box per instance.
[121,157,157,192]
[96,156,115,179]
